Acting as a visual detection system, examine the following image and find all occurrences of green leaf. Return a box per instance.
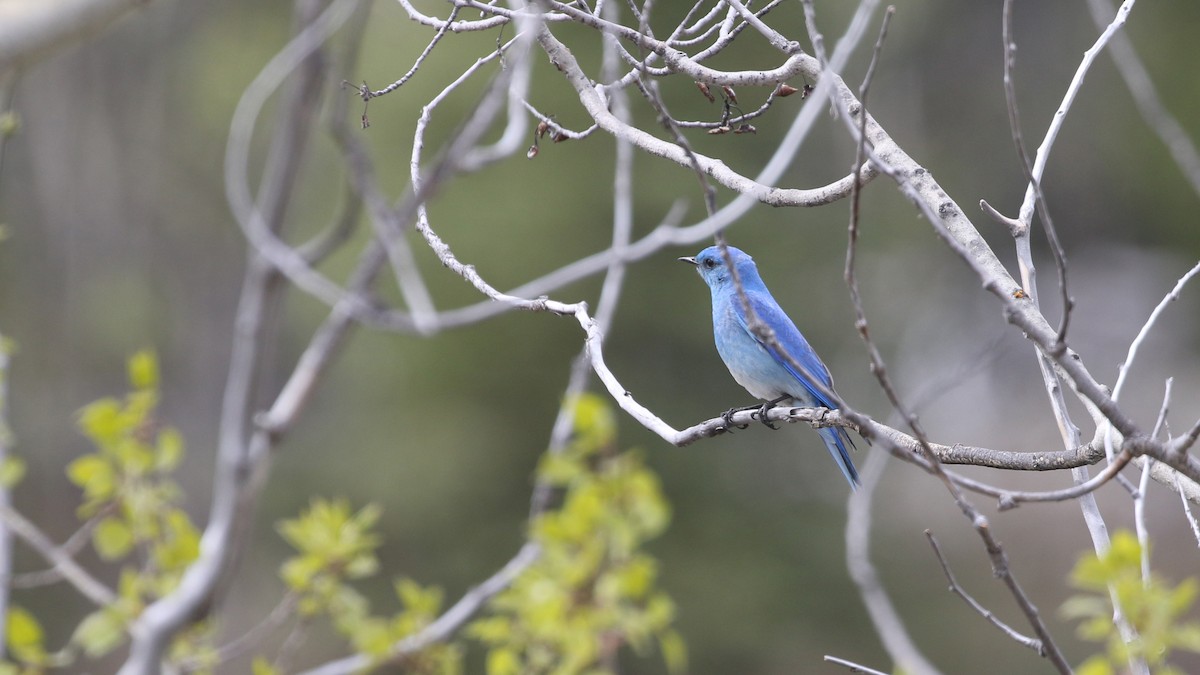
[0,111,19,137]
[155,427,185,472]
[1076,655,1115,675]
[468,617,512,644]
[128,350,159,391]
[76,398,126,448]
[93,517,135,560]
[251,657,281,675]
[66,455,114,497]
[487,647,522,675]
[0,456,26,488]
[659,629,687,674]
[7,606,46,665]
[73,608,127,658]
[395,578,442,616]
[1059,595,1108,621]
[570,393,616,448]
[153,508,200,571]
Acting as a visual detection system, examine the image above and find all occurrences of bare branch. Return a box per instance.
[1177,472,1200,548]
[1000,0,1072,344]
[824,654,890,675]
[296,542,541,675]
[802,4,1072,670]
[0,502,114,608]
[925,531,1045,654]
[0,335,11,658]
[120,2,362,671]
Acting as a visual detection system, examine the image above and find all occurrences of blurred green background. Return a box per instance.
[2,0,1200,672]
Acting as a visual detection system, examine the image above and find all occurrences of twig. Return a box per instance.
[0,335,12,658]
[824,654,890,675]
[0,502,114,607]
[296,542,541,675]
[182,593,299,671]
[802,3,1073,671]
[120,2,361,672]
[1111,260,1200,404]
[10,504,117,589]
[1134,378,1173,587]
[1177,472,1200,548]
[346,4,461,103]
[925,531,1045,654]
[1000,0,1072,345]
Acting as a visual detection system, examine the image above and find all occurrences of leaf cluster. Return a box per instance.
[1061,530,1200,675]
[469,394,685,675]
[5,352,206,673]
[275,498,461,673]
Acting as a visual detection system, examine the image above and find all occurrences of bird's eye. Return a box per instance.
[703,258,717,269]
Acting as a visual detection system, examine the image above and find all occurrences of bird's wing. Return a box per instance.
[732,291,838,410]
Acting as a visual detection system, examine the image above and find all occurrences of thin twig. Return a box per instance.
[1000,0,1072,345]
[0,335,12,659]
[296,542,541,675]
[802,3,1073,671]
[824,654,890,675]
[925,531,1045,654]
[1177,472,1200,548]
[0,502,115,607]
[120,2,361,671]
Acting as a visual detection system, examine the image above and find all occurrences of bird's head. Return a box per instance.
[678,245,757,288]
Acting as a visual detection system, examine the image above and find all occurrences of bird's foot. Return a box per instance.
[752,404,779,430]
[752,395,793,430]
[721,406,752,431]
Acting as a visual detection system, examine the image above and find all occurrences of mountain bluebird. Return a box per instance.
[680,245,860,489]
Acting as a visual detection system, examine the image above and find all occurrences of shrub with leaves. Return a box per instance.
[274,498,462,673]
[0,352,208,672]
[66,351,205,664]
[1061,530,1200,675]
[469,394,685,675]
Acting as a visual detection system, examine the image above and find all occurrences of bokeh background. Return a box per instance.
[2,0,1200,672]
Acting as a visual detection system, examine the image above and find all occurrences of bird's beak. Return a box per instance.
[678,256,697,266]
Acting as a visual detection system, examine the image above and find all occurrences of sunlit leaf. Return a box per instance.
[127,350,159,391]
[73,608,127,658]
[486,647,521,675]
[251,657,280,675]
[155,427,184,472]
[7,606,45,665]
[93,517,135,560]
[0,456,26,488]
[659,629,687,674]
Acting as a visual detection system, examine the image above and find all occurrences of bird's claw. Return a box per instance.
[753,405,779,430]
[720,407,750,431]
[755,395,791,430]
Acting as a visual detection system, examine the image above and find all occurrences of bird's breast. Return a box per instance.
[712,304,795,402]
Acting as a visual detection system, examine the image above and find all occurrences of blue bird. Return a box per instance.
[680,245,860,489]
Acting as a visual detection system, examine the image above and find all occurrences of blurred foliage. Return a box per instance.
[469,394,683,675]
[0,352,209,672]
[276,498,462,672]
[1062,530,1200,675]
[270,394,682,673]
[4,355,681,673]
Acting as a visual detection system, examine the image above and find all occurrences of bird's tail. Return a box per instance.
[818,426,860,490]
